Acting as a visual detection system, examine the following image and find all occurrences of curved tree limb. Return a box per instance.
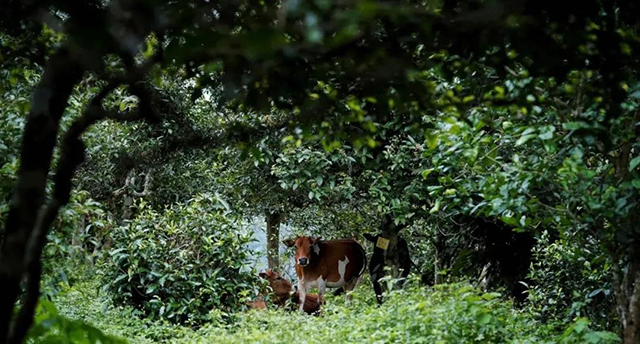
[0,46,84,343]
[7,75,151,344]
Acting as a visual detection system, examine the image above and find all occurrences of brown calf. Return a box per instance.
[245,298,267,310]
[258,269,295,306]
[258,269,320,314]
[283,237,366,311]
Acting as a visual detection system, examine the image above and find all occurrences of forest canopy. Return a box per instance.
[1,0,640,343]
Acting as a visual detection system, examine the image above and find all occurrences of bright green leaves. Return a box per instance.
[425,129,439,150]
[484,85,506,100]
[429,198,441,214]
[272,144,355,205]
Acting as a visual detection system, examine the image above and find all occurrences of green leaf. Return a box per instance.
[516,134,536,146]
[308,191,314,199]
[538,125,555,140]
[563,121,589,131]
[502,214,518,226]
[477,313,492,325]
[425,130,439,150]
[629,156,640,171]
[421,169,433,179]
[429,198,441,214]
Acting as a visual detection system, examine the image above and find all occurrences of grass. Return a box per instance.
[37,276,619,344]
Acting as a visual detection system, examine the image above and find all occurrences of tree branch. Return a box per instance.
[0,46,84,343]
[7,78,150,343]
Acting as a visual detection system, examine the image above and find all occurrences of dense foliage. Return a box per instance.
[526,231,617,331]
[31,278,620,344]
[103,195,257,325]
[2,0,640,343]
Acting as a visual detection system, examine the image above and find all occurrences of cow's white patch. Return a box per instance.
[326,255,349,288]
[313,243,320,255]
[338,255,349,281]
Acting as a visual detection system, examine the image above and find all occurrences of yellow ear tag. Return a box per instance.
[376,237,390,250]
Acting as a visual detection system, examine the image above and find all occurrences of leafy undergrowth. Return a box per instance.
[32,278,620,344]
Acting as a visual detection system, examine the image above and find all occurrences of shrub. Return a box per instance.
[48,276,620,344]
[102,194,258,325]
[526,231,618,331]
[191,281,619,344]
[42,191,112,297]
[26,300,125,344]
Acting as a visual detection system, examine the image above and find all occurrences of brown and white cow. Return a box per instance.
[283,237,366,311]
[257,269,320,314]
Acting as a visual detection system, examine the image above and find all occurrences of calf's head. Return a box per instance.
[283,236,321,267]
[258,269,295,302]
[259,270,294,295]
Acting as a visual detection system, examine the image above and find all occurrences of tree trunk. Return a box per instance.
[434,233,445,285]
[478,262,492,290]
[0,47,83,343]
[266,212,282,270]
[613,245,640,344]
[612,140,640,344]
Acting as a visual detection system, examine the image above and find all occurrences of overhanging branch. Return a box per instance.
[7,59,158,343]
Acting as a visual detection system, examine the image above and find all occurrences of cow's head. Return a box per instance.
[363,233,379,243]
[258,270,295,302]
[283,236,321,267]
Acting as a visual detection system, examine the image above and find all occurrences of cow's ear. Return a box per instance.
[283,239,295,247]
[312,237,322,244]
[259,272,267,279]
[363,233,376,242]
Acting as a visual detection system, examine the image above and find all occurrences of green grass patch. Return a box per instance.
[34,277,619,344]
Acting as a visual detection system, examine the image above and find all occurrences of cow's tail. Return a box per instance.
[357,241,367,278]
[410,258,421,274]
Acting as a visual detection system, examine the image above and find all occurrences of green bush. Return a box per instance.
[526,231,618,331]
[48,276,620,344]
[42,191,112,297]
[188,281,619,344]
[102,194,258,325]
[26,300,125,344]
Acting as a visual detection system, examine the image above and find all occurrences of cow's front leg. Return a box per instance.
[317,277,326,305]
[298,281,306,312]
[371,274,383,305]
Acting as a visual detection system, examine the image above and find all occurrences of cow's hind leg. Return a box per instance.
[343,277,360,303]
[317,277,326,306]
